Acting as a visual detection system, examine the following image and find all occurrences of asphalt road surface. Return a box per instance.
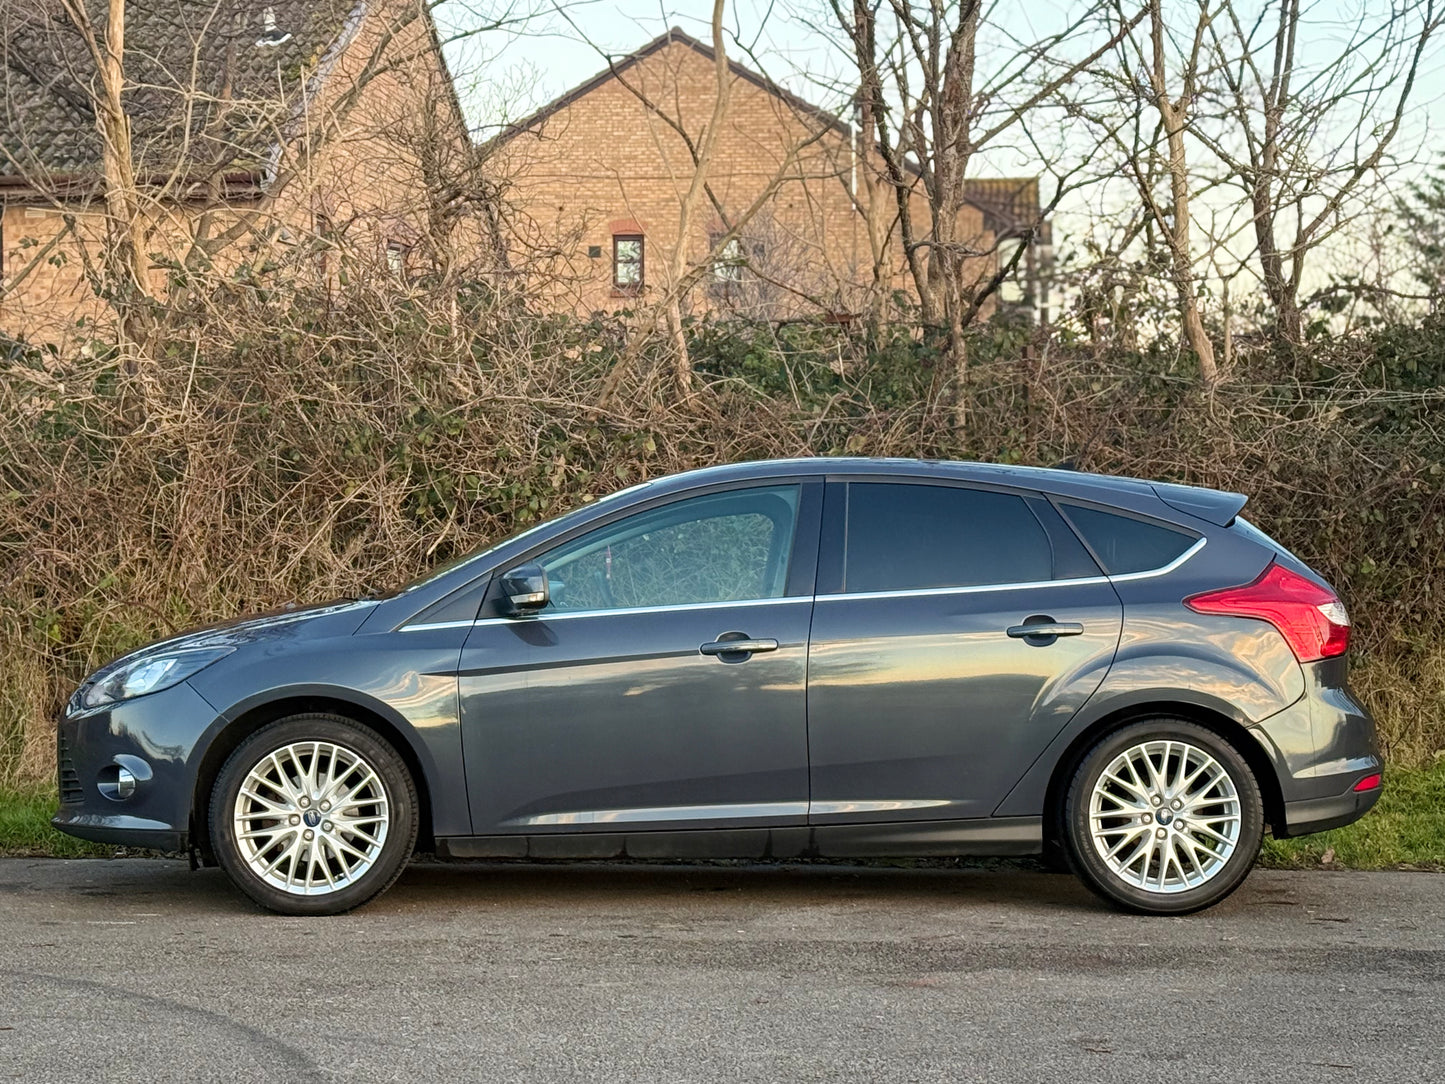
[1,859,1442,1083]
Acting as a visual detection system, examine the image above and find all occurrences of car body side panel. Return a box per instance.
[806,579,1123,822]
[185,627,473,836]
[458,600,813,833]
[993,609,1332,820]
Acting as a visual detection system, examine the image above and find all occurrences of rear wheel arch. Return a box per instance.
[191,695,435,863]
[1041,702,1287,853]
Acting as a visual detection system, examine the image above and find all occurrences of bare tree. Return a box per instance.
[1076,0,1225,382]
[1197,0,1442,345]
[1140,0,1218,381]
[662,0,731,396]
[54,0,153,336]
[824,0,1146,426]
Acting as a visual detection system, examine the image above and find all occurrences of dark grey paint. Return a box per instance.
[53,457,1383,862]
[457,599,813,833]
[806,578,1122,822]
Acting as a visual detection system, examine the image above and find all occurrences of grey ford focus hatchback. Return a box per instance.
[55,459,1381,915]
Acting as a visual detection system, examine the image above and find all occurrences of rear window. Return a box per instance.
[1061,504,1196,575]
[844,483,1053,592]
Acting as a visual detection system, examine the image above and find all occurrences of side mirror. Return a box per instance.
[499,563,549,614]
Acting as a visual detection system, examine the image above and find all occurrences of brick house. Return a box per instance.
[0,0,472,346]
[486,28,1052,323]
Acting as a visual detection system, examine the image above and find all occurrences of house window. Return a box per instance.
[386,241,409,278]
[711,235,744,283]
[613,235,644,293]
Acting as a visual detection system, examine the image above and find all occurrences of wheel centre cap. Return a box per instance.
[303,809,322,828]
[1157,809,1174,826]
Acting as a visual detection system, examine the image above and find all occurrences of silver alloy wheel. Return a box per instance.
[232,740,390,896]
[1088,739,1242,894]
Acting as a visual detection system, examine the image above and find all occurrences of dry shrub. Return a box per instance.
[3,278,1443,785]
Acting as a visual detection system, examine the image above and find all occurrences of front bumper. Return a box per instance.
[52,680,218,852]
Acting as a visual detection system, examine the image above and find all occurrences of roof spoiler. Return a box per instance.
[1151,481,1248,526]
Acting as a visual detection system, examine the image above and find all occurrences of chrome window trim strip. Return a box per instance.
[400,538,1206,629]
[401,594,807,632]
[816,536,1206,603]
[816,575,1109,603]
[1105,535,1207,582]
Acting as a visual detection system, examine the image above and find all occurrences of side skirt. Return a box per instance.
[435,816,1043,861]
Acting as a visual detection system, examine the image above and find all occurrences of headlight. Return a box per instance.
[74,646,235,711]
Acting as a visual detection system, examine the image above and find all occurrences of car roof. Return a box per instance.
[645,457,1155,500]
[640,458,1246,527]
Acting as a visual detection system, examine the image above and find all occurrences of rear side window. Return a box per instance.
[1061,504,1196,575]
[844,483,1053,592]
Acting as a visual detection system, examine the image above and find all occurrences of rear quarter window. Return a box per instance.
[1061,504,1197,575]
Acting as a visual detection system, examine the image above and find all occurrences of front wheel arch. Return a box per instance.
[191,695,435,864]
[1041,702,1287,859]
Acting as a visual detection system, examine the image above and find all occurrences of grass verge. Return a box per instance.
[2,761,1441,866]
[1260,758,1445,871]
[0,781,109,857]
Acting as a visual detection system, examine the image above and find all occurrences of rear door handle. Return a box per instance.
[700,635,779,658]
[1006,618,1084,644]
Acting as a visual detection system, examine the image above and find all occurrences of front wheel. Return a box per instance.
[1063,720,1264,915]
[209,715,418,915]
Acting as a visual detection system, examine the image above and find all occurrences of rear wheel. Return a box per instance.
[209,714,418,915]
[1063,719,1264,915]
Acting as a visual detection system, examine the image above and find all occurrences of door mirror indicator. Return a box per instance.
[500,563,549,614]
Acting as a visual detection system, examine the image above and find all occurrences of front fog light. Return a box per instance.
[98,756,151,801]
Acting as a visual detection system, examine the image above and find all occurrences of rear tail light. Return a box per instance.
[1185,562,1350,663]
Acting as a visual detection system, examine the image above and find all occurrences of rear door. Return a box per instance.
[805,478,1123,823]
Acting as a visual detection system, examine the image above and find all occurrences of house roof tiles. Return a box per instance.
[0,0,359,185]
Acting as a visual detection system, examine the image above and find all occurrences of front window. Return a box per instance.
[613,235,644,293]
[539,486,800,613]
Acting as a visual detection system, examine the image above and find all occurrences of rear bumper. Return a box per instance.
[1278,782,1383,838]
[1249,655,1383,837]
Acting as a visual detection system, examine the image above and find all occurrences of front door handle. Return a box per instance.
[700,633,779,659]
[1006,617,1084,645]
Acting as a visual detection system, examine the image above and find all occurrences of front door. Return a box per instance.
[459,482,820,835]
[806,480,1123,823]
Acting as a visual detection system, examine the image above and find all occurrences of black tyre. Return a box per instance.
[210,714,418,915]
[1063,719,1264,915]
